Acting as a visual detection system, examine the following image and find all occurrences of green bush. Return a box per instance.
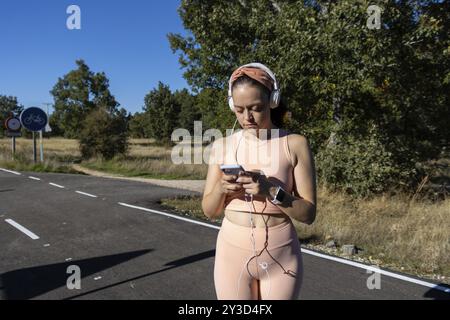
[79,107,129,160]
[316,125,419,198]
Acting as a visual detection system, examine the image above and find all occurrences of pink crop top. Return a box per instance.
[210,129,295,214]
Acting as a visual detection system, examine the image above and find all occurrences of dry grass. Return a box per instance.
[293,185,450,278]
[0,137,80,173]
[0,137,80,159]
[161,186,450,283]
[0,137,208,179]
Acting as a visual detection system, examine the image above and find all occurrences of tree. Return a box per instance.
[173,88,201,133]
[0,95,23,138]
[128,112,148,138]
[79,106,129,160]
[50,60,120,139]
[168,0,450,196]
[143,82,180,145]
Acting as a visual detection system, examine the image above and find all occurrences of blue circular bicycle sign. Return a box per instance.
[20,107,48,132]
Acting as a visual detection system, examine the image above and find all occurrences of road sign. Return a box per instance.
[20,107,48,132]
[5,130,22,137]
[5,117,22,132]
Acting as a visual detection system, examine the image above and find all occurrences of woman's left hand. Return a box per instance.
[236,171,273,199]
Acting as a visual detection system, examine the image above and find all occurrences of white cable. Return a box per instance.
[236,193,256,299]
[260,262,271,299]
[236,254,254,299]
[234,131,271,299]
[235,192,271,300]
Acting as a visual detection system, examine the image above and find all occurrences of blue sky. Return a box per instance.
[0,0,190,114]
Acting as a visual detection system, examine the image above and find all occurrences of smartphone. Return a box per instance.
[220,164,246,176]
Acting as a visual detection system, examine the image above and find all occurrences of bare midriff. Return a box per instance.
[224,208,291,228]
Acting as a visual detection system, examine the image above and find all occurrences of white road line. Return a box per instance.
[76,190,97,198]
[28,176,41,181]
[118,202,450,295]
[49,182,65,189]
[0,168,21,175]
[5,219,40,240]
[118,202,221,230]
[301,248,450,294]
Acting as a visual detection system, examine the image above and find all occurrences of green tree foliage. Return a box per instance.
[174,88,201,132]
[128,112,148,139]
[168,0,449,196]
[130,86,200,140]
[142,82,181,145]
[0,95,24,138]
[50,60,120,139]
[79,106,129,160]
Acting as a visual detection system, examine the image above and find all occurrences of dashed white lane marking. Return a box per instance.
[94,276,102,281]
[0,168,21,175]
[49,182,65,189]
[118,201,450,295]
[75,191,97,198]
[5,219,40,240]
[28,176,41,181]
[118,202,220,230]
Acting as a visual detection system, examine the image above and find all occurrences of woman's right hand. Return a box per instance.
[220,174,245,196]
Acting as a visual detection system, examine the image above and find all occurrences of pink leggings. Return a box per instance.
[214,216,303,300]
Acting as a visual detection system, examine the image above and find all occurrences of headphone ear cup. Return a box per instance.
[228,96,235,111]
[270,90,281,109]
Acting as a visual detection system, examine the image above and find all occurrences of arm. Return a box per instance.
[272,134,317,224]
[201,138,244,219]
[202,164,227,220]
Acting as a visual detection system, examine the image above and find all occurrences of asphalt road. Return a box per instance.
[0,169,449,300]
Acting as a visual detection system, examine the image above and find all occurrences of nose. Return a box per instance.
[243,108,254,121]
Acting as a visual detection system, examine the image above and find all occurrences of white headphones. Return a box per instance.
[227,62,281,111]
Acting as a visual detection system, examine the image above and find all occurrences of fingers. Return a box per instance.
[221,178,243,194]
[236,176,252,184]
[222,174,238,182]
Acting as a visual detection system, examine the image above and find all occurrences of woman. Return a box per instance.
[202,63,317,300]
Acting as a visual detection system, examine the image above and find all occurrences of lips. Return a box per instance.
[244,124,257,128]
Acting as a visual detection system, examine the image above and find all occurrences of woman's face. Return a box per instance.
[232,83,272,132]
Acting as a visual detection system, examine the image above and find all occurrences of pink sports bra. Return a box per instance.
[210,128,295,214]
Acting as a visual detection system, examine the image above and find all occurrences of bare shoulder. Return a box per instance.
[286,133,310,167]
[208,133,235,166]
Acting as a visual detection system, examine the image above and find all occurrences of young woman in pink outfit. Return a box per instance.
[202,63,317,300]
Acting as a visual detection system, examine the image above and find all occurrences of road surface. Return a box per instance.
[0,169,449,300]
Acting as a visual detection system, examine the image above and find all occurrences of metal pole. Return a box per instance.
[33,131,37,163]
[12,136,16,160]
[39,129,44,162]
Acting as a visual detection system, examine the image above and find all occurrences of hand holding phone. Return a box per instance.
[219,164,246,195]
[220,164,246,176]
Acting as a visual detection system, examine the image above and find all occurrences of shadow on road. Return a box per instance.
[423,284,450,300]
[0,249,153,300]
[63,249,216,300]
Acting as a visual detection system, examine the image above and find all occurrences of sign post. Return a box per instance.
[39,130,42,162]
[19,107,48,163]
[4,116,22,160]
[33,132,37,163]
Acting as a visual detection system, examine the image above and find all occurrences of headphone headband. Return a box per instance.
[227,62,281,111]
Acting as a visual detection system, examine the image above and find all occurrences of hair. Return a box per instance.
[231,75,287,128]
